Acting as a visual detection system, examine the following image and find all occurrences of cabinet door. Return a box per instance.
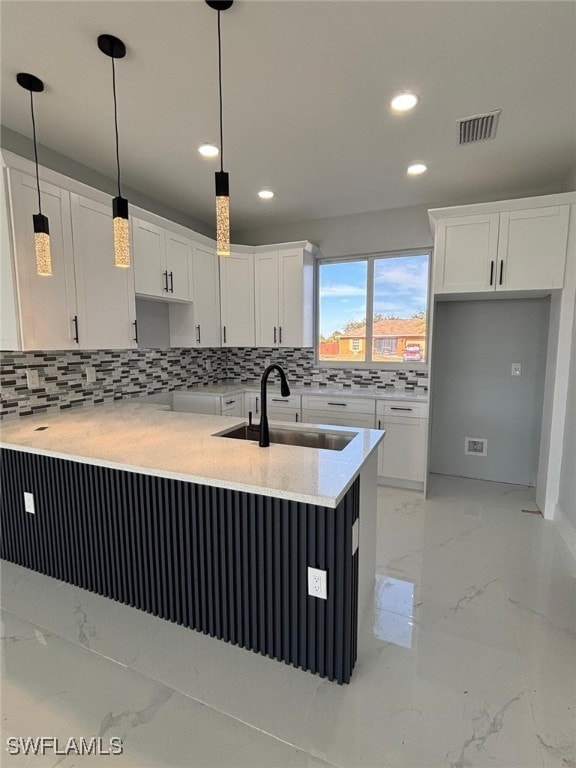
[302,409,375,429]
[132,217,166,298]
[220,251,255,347]
[8,170,77,350]
[267,407,300,423]
[70,194,136,350]
[498,206,570,291]
[191,243,221,347]
[1,168,20,350]
[245,392,260,417]
[434,214,499,293]
[377,416,426,482]
[165,231,192,301]
[255,250,279,346]
[221,396,244,417]
[278,248,305,347]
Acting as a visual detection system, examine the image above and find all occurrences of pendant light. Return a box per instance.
[206,0,233,256]
[17,73,52,277]
[98,34,130,269]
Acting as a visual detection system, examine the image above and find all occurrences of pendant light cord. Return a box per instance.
[30,91,42,215]
[218,9,224,172]
[111,55,122,198]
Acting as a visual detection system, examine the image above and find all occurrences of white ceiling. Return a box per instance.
[1,0,575,234]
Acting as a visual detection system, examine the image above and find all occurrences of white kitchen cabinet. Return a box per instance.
[430,196,571,295]
[1,166,20,350]
[301,394,376,429]
[133,217,192,302]
[220,250,255,347]
[254,246,314,347]
[245,391,301,423]
[376,400,428,489]
[8,169,77,350]
[70,194,136,349]
[168,242,221,348]
[497,206,570,290]
[172,391,243,416]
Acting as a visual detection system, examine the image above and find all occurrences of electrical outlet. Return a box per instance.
[465,437,487,456]
[85,366,96,384]
[511,363,522,376]
[24,492,35,514]
[25,369,39,389]
[307,567,327,600]
[205,359,212,372]
[265,358,271,368]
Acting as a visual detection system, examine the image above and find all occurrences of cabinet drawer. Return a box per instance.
[302,409,375,430]
[376,400,428,419]
[267,393,301,409]
[172,393,219,414]
[302,394,375,415]
[268,407,300,423]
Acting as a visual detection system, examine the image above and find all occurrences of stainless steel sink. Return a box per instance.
[217,425,355,451]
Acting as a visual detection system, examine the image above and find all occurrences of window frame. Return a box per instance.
[314,248,432,370]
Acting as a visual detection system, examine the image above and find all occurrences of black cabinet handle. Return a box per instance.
[196,324,201,344]
[295,413,299,422]
[489,260,494,286]
[272,399,289,403]
[279,326,282,344]
[169,271,174,293]
[378,420,381,429]
[133,319,138,343]
[499,260,504,286]
[273,327,277,344]
[163,270,169,291]
[255,397,259,414]
[328,402,347,406]
[225,399,236,406]
[72,315,79,344]
[223,326,227,344]
[391,407,413,411]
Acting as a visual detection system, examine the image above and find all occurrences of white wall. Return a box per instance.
[235,204,433,257]
[430,298,550,485]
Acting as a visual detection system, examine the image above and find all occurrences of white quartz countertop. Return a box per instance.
[0,403,384,508]
[144,382,428,402]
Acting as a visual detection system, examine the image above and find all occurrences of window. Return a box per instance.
[317,251,430,365]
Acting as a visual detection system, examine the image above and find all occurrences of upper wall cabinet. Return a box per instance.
[8,169,77,350]
[7,170,137,351]
[254,246,314,347]
[70,194,137,349]
[219,250,255,347]
[132,217,192,302]
[430,196,573,295]
[168,242,221,348]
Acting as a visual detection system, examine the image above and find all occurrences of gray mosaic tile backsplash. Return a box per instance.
[1,347,428,420]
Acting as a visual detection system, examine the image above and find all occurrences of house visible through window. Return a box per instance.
[317,252,430,365]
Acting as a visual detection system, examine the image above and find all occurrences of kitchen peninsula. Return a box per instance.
[0,403,383,684]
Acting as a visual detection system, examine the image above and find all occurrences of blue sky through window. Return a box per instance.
[319,254,429,338]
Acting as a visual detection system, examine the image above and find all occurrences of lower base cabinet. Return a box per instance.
[376,400,428,489]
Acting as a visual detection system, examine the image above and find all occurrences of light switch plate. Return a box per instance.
[85,366,96,384]
[511,363,522,376]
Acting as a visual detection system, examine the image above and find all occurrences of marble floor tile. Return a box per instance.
[1,474,574,768]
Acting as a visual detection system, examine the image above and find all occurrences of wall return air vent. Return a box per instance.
[457,110,500,145]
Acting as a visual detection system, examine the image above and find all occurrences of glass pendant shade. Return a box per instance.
[112,196,130,268]
[215,171,230,256]
[33,213,52,276]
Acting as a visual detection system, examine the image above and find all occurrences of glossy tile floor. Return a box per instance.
[1,475,575,768]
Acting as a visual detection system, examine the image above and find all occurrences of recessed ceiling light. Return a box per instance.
[198,143,219,158]
[407,163,427,176]
[258,189,274,200]
[391,91,419,113]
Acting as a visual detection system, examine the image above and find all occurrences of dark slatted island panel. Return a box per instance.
[0,448,360,684]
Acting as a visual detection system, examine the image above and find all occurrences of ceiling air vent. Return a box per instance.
[457,110,501,145]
